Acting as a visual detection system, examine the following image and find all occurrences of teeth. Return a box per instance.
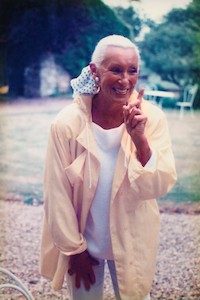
[115,88,128,95]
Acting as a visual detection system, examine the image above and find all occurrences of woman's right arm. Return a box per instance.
[43,122,87,256]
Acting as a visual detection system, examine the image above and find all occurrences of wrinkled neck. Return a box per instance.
[92,96,125,129]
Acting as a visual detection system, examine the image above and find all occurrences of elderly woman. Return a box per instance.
[40,35,177,300]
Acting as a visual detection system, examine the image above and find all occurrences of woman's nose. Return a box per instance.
[118,73,130,85]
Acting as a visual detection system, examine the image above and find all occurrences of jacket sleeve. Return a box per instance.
[127,111,177,200]
[43,121,87,256]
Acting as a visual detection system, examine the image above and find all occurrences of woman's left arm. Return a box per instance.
[123,88,152,166]
[123,90,177,200]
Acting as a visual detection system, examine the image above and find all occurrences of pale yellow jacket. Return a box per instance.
[40,92,177,300]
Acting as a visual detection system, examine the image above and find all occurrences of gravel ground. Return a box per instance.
[0,201,200,300]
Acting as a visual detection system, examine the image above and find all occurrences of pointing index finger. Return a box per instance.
[137,88,144,108]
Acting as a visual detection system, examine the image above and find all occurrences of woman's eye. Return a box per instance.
[129,68,138,74]
[110,67,122,73]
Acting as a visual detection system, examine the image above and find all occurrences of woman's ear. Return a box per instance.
[89,63,98,78]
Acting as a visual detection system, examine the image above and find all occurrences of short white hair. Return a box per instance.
[91,35,140,66]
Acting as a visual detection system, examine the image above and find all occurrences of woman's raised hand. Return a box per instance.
[123,88,147,141]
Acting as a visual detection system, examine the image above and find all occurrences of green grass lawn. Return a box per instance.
[161,109,200,204]
[0,99,199,205]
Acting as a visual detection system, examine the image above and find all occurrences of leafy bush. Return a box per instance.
[0,0,130,96]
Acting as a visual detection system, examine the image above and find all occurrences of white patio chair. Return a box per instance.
[144,84,158,106]
[176,84,198,119]
[0,267,34,300]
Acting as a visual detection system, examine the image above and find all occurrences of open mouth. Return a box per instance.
[113,88,129,95]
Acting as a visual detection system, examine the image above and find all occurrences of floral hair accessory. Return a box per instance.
[70,66,100,98]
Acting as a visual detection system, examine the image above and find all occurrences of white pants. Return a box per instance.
[67,259,151,300]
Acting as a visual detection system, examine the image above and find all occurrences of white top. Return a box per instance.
[84,122,125,259]
[84,122,156,260]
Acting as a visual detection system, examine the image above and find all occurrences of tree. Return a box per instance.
[141,21,193,86]
[140,0,200,106]
[114,6,142,40]
[0,0,130,97]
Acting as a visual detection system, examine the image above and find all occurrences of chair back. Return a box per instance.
[183,84,198,105]
[145,83,157,102]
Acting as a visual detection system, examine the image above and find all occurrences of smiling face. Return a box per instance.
[91,46,139,105]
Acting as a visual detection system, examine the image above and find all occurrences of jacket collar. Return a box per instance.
[73,93,137,192]
[74,94,93,120]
